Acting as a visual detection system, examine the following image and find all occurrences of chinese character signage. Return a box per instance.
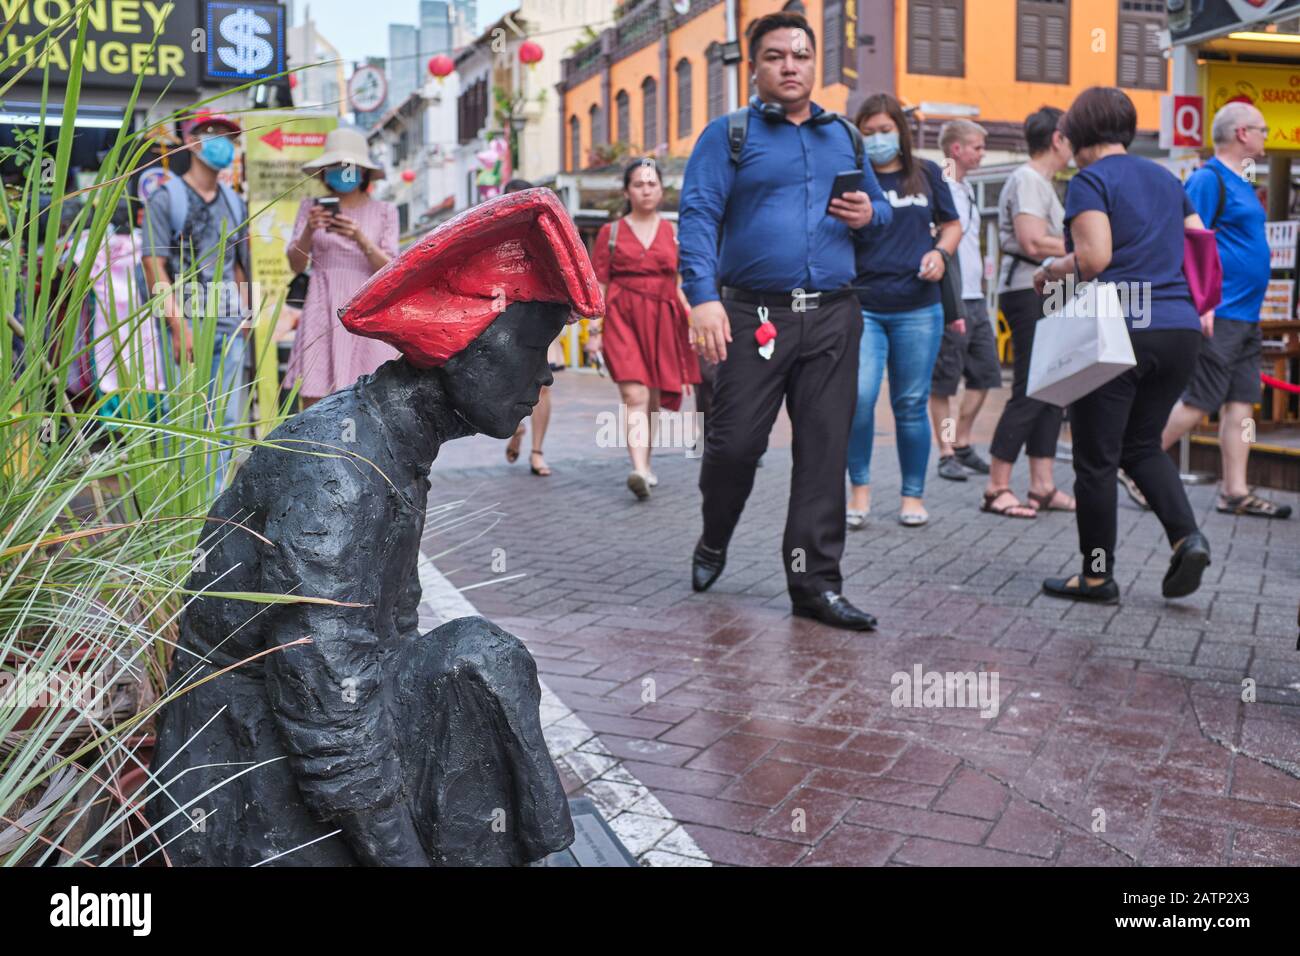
[203,0,286,84]
[1267,221,1297,271]
[1205,63,1300,152]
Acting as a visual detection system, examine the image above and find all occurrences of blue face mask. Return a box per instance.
[197,135,234,170]
[325,167,361,193]
[865,131,901,166]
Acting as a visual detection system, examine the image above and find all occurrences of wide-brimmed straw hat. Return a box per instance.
[301,127,385,178]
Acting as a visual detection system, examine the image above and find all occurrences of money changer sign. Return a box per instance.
[202,0,285,84]
[0,0,200,92]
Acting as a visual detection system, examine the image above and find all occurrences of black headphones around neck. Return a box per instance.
[750,94,838,126]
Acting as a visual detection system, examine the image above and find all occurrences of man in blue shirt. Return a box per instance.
[1156,102,1290,519]
[678,11,891,631]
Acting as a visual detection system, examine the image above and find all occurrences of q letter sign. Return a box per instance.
[1160,95,1204,150]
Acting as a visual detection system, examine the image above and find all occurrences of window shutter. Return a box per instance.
[824,0,843,85]
[676,59,692,139]
[1018,1,1069,84]
[1117,0,1167,90]
[617,90,629,143]
[909,0,934,75]
[570,116,580,171]
[642,77,657,150]
[938,2,962,75]
[706,44,724,121]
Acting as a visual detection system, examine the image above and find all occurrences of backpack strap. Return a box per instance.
[724,108,864,170]
[832,114,864,170]
[726,108,748,165]
[1207,162,1228,231]
[162,174,190,238]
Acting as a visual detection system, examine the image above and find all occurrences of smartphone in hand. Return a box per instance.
[826,169,863,214]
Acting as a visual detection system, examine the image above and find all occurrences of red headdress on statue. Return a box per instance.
[339,188,604,368]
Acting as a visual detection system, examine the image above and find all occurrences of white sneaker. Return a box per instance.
[647,471,659,487]
[627,471,651,500]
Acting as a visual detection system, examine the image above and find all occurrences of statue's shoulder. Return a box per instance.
[258,393,386,502]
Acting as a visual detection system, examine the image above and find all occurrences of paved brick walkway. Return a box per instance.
[423,372,1300,867]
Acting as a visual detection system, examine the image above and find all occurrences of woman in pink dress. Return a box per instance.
[285,127,400,406]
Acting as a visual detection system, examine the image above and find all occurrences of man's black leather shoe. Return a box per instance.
[1163,531,1211,598]
[691,541,727,592]
[791,591,877,631]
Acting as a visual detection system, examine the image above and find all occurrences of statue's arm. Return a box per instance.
[260,474,426,865]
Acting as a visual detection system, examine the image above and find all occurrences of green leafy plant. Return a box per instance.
[0,1,340,866]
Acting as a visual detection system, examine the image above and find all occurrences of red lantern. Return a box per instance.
[402,169,416,183]
[428,54,454,81]
[518,41,543,68]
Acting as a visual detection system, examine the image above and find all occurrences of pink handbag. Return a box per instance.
[1183,227,1223,316]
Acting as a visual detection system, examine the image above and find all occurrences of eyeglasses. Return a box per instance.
[1242,125,1270,136]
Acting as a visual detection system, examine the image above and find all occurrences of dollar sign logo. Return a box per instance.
[218,8,274,75]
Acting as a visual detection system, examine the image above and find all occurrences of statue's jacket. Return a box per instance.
[150,359,572,866]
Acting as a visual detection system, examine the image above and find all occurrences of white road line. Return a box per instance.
[416,550,710,866]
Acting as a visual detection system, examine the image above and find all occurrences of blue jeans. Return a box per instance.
[847,304,944,498]
[209,331,250,487]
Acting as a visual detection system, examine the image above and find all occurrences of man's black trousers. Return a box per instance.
[699,292,861,601]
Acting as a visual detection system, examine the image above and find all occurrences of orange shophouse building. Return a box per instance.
[557,0,1173,172]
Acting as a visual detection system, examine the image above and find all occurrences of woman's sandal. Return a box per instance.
[530,449,551,477]
[981,488,1037,519]
[1027,487,1076,512]
[505,424,525,463]
[1216,492,1292,519]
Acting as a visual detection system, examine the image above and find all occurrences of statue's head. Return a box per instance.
[338,188,603,437]
[441,300,568,437]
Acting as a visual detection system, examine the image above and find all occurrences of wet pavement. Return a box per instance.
[422,370,1300,866]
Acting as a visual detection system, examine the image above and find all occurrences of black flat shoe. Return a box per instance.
[1163,531,1211,598]
[691,540,727,593]
[791,591,877,631]
[1042,575,1120,605]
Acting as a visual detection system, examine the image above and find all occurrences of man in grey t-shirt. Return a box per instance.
[930,120,1003,482]
[142,110,250,489]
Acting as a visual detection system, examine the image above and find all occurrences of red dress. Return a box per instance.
[592,217,701,411]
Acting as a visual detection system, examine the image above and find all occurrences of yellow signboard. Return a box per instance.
[1205,62,1300,151]
[242,110,338,433]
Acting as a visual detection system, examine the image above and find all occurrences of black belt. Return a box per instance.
[720,286,858,308]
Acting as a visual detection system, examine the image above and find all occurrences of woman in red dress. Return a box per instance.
[588,158,701,500]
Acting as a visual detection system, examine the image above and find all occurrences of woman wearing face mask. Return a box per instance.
[286,127,399,407]
[846,94,962,528]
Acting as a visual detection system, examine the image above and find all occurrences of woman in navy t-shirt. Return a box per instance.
[1033,87,1211,604]
[847,93,962,528]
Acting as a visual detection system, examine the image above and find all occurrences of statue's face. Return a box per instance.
[442,300,568,438]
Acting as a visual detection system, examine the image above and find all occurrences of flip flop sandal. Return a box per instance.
[530,449,552,477]
[1117,469,1150,510]
[981,488,1037,519]
[1217,493,1292,519]
[1027,487,1076,512]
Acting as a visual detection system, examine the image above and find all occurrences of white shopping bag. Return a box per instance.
[1027,281,1136,407]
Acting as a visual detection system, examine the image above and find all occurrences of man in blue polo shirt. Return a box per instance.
[678,11,891,631]
[1157,101,1290,520]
